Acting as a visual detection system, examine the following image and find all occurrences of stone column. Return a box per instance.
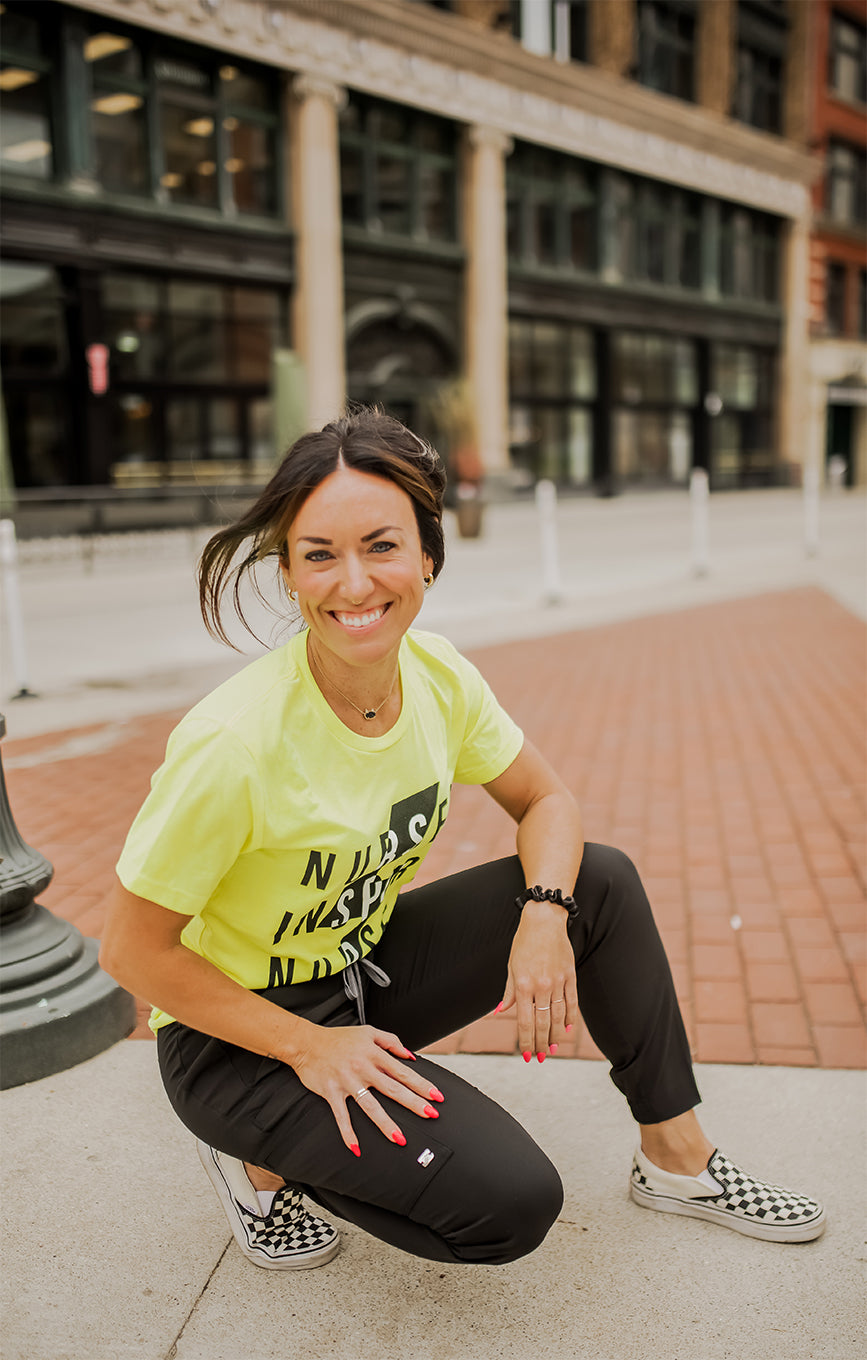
[779,209,813,481]
[464,125,513,473]
[784,0,812,144]
[290,75,347,431]
[696,0,734,116]
[589,0,635,76]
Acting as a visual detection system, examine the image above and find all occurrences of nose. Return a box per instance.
[340,552,373,604]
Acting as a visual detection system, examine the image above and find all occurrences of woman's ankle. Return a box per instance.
[639,1110,715,1177]
[244,1162,285,1193]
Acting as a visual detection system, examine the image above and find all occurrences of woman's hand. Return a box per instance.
[496,902,579,1060]
[289,1022,445,1155]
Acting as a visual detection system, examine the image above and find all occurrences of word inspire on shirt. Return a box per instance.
[267,783,448,986]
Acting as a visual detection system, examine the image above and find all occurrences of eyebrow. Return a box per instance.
[298,525,402,545]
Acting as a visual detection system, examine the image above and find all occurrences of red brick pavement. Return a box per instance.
[3,587,865,1068]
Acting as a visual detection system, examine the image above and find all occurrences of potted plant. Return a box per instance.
[430,378,484,538]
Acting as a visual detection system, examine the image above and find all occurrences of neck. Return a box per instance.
[307,640,400,718]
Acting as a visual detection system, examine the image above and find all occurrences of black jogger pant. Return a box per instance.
[157,844,700,1265]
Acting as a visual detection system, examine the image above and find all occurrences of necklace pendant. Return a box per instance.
[363,709,377,720]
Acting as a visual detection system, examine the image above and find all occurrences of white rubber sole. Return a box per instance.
[630,1180,826,1243]
[197,1141,340,1270]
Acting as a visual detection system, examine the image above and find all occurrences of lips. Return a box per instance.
[331,604,390,630]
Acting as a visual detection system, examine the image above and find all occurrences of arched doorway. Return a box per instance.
[345,304,457,451]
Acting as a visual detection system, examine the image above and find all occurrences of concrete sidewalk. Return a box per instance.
[1,1042,863,1360]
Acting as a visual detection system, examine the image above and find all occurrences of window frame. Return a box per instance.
[826,259,848,336]
[828,10,867,107]
[0,1,57,182]
[826,139,867,227]
[732,0,788,135]
[2,4,283,222]
[507,141,597,273]
[338,93,458,244]
[636,0,698,104]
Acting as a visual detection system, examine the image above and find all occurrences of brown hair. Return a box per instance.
[198,406,446,647]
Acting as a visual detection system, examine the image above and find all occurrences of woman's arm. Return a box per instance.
[100,880,441,1152]
[483,739,584,1060]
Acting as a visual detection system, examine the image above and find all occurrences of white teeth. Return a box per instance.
[335,607,384,629]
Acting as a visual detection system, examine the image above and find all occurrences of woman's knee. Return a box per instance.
[575,843,647,919]
[463,1156,564,1265]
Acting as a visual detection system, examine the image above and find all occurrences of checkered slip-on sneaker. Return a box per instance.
[630,1147,825,1242]
[197,1141,340,1270]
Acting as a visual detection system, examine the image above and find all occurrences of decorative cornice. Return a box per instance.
[71,0,810,217]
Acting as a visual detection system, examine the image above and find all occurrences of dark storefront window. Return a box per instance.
[1,5,281,218]
[0,260,67,371]
[0,260,72,486]
[732,0,787,135]
[829,11,867,105]
[637,0,696,102]
[103,271,288,484]
[88,29,148,195]
[826,141,867,227]
[720,205,780,302]
[611,331,697,483]
[711,343,776,486]
[153,57,278,216]
[340,95,457,242]
[508,317,596,485]
[826,261,847,336]
[0,4,54,181]
[157,57,219,209]
[507,143,597,272]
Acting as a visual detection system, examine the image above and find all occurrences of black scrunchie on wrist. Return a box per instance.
[515,885,580,924]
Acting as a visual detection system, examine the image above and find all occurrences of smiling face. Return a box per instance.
[282,465,433,680]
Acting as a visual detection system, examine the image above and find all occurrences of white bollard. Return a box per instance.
[535,479,563,605]
[803,462,820,558]
[689,468,710,577]
[0,518,35,698]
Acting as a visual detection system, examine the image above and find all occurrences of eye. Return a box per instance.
[305,549,333,562]
[369,540,396,554]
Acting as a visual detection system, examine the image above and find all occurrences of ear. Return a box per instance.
[279,559,294,593]
[422,552,434,580]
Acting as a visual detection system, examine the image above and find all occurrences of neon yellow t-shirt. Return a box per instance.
[116,629,523,1030]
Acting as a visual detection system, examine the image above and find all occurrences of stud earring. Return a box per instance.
[423,574,434,590]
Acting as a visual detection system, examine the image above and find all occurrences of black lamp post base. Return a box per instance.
[0,905,136,1090]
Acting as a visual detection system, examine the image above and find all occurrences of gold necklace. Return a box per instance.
[310,649,398,721]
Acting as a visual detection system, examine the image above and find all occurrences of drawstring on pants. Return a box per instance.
[342,958,391,1025]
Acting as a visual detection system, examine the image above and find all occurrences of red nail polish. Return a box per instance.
[403,1049,417,1060]
[423,1105,439,1118]
[391,1131,407,1146]
[565,1024,574,1033]
[523,1051,532,1063]
[537,1052,545,1063]
[350,1143,361,1158]
[550,1044,559,1055]
[494,1002,503,1013]
[429,1087,444,1102]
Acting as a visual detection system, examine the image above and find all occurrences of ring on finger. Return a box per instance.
[354,1087,370,1100]
[534,1004,551,1011]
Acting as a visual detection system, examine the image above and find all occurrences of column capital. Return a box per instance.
[467,124,513,156]
[292,73,347,111]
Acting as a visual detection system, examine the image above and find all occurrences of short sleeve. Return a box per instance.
[116,717,262,915]
[450,653,524,785]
